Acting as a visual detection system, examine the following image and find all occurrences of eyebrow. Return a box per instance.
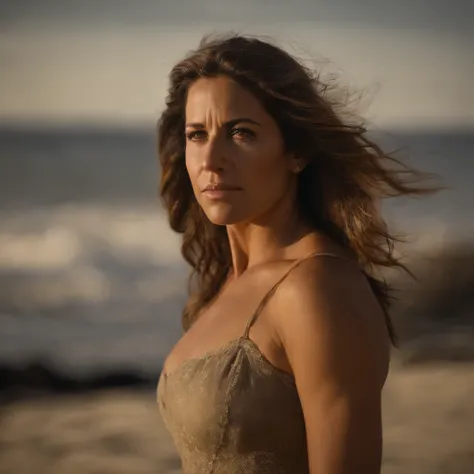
[184,118,261,129]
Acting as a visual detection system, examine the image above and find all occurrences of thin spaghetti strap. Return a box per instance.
[243,252,360,338]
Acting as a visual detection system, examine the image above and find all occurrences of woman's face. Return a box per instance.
[185,75,298,226]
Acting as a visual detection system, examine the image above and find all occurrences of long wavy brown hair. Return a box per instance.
[158,33,438,345]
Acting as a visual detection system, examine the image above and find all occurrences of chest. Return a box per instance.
[163,270,281,375]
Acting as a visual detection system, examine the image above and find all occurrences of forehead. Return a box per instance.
[185,76,267,122]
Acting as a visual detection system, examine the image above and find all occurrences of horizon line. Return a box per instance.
[1,120,473,136]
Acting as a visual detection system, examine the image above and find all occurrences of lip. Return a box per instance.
[201,183,242,192]
[201,183,242,200]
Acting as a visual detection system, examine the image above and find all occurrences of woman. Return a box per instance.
[156,34,433,474]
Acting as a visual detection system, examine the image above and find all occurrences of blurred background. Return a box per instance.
[0,1,473,473]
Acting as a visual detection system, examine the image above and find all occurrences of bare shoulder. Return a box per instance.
[270,254,391,389]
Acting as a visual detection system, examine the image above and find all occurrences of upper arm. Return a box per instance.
[273,258,390,474]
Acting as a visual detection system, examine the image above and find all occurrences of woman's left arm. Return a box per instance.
[275,258,391,474]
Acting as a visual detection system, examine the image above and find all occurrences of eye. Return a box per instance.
[230,128,255,139]
[186,130,207,141]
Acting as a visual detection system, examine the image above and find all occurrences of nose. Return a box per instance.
[201,135,225,172]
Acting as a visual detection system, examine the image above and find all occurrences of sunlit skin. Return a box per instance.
[179,75,390,473]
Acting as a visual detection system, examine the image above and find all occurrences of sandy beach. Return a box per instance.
[0,362,473,474]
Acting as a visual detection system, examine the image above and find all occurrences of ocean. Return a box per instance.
[0,126,473,376]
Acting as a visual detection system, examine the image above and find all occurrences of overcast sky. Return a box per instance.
[0,0,472,129]
[2,0,472,31]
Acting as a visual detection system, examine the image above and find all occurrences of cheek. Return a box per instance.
[240,150,290,210]
[242,143,289,187]
[185,154,200,190]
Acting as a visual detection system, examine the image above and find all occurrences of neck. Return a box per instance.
[226,191,312,277]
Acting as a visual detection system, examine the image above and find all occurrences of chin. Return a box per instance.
[202,204,248,226]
